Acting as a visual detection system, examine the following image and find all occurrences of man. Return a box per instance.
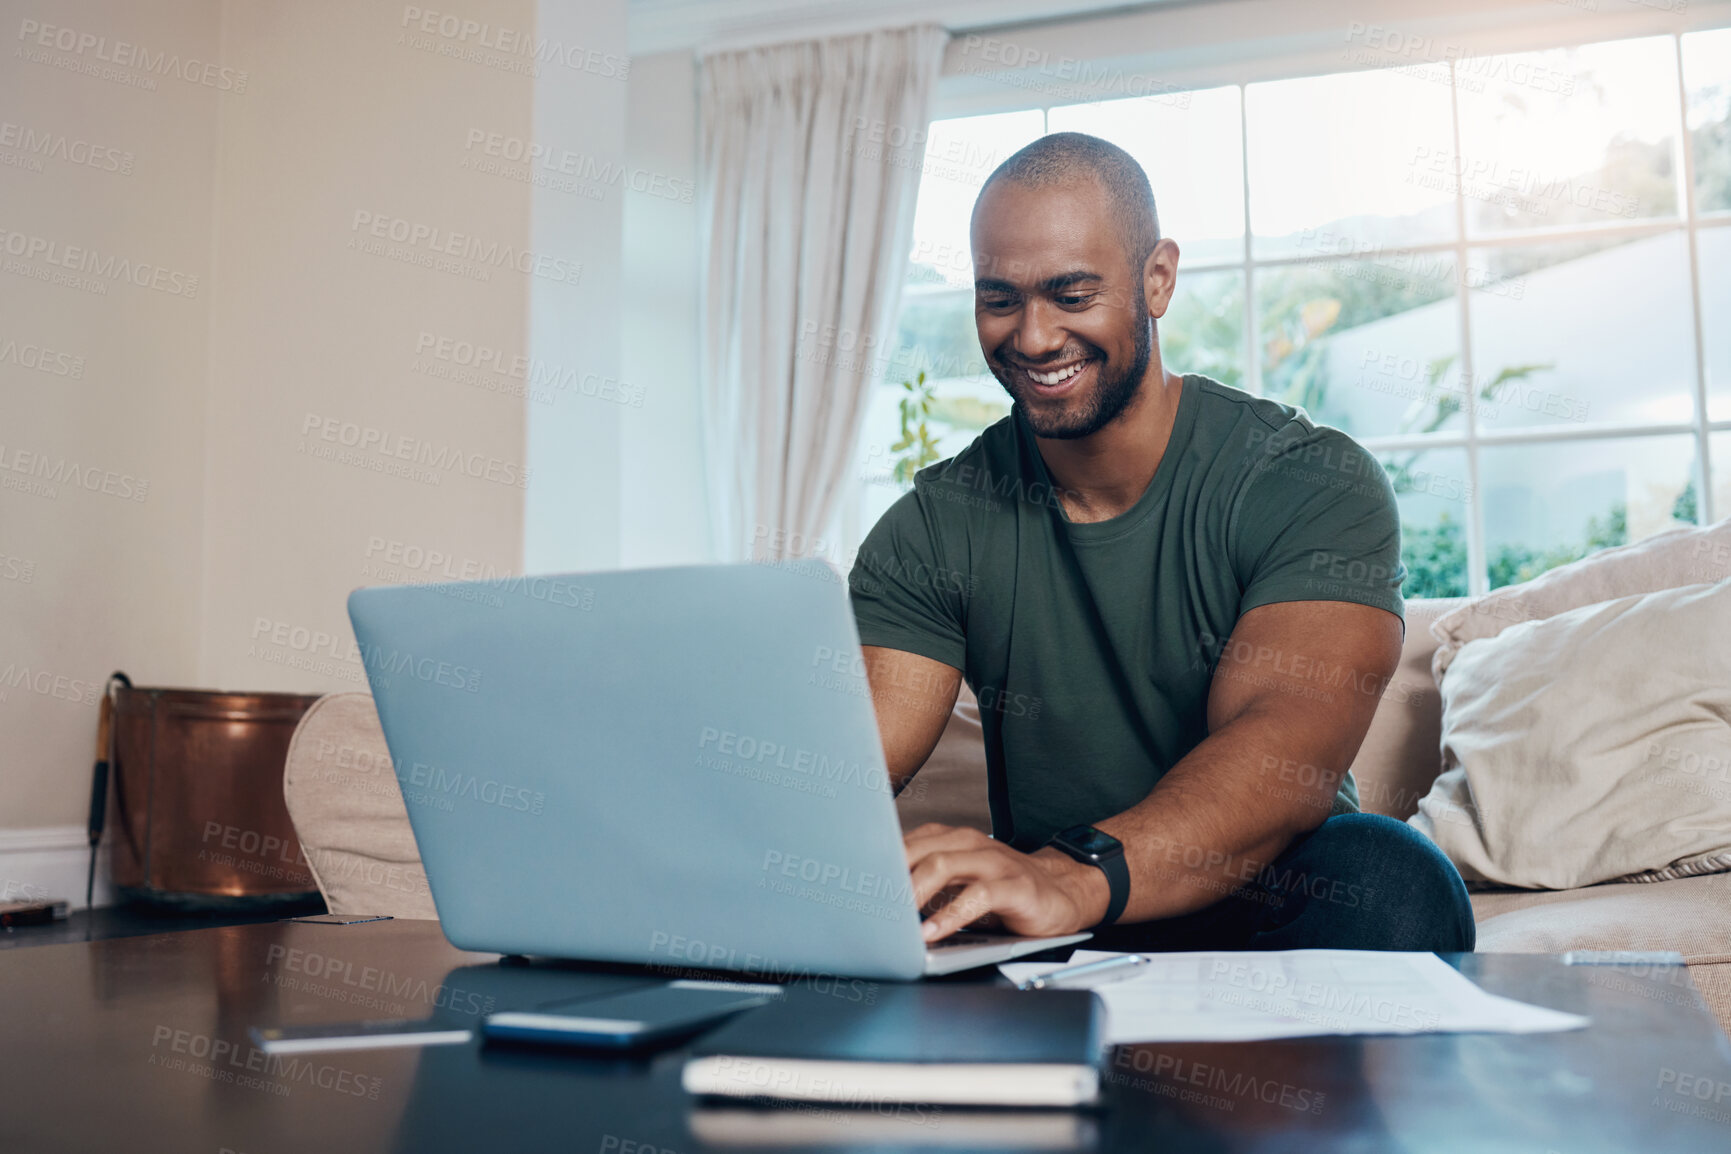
[848,132,1473,954]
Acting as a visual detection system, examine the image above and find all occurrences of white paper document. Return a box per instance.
[999,950,1590,1045]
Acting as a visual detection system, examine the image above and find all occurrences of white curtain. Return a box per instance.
[699,24,949,563]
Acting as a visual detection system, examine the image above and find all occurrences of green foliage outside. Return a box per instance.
[1159,273,1244,390]
[1401,502,1631,598]
[890,372,943,484]
[1697,111,1731,213]
[1258,262,1455,434]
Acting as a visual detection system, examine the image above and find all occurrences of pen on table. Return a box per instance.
[1017,953,1150,991]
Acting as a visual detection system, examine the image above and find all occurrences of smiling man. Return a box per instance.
[848,132,1474,953]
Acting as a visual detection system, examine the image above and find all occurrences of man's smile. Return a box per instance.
[1016,357,1096,397]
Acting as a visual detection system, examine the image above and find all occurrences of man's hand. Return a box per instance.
[905,823,1109,942]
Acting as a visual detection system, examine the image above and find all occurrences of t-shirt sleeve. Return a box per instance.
[1230,423,1406,626]
[847,486,968,671]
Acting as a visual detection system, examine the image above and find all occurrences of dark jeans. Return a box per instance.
[1090,813,1476,954]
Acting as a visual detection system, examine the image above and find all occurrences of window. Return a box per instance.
[850,27,1731,598]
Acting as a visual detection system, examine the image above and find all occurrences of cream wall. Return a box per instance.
[1,0,222,834]
[199,0,537,695]
[1,0,631,900]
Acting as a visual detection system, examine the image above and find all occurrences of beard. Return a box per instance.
[991,317,1152,440]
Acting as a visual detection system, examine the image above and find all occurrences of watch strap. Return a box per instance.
[1050,825,1130,929]
[1097,846,1130,928]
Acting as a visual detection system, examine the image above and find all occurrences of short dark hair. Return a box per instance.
[976,131,1161,278]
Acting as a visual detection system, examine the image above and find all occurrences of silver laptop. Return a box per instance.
[346,561,1087,981]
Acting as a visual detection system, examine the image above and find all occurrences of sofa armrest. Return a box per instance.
[1346,597,1469,819]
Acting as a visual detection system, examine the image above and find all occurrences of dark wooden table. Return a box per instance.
[4,918,1730,1153]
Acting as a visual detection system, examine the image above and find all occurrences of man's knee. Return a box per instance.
[1278,813,1476,952]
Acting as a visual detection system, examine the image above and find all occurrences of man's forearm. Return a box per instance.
[1081,706,1345,925]
[862,646,963,794]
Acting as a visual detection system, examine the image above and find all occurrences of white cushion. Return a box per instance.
[1429,517,1731,679]
[1412,581,1731,889]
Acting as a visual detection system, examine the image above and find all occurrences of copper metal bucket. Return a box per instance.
[108,686,325,911]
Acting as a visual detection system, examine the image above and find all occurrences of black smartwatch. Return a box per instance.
[1046,824,1129,929]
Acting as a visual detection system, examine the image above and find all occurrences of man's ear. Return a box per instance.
[1144,237,1181,320]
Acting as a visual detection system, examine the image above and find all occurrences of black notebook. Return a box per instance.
[681,984,1104,1107]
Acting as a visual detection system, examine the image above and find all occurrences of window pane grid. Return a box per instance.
[868,27,1731,592]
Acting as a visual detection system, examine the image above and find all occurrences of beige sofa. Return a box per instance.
[283,595,1731,1037]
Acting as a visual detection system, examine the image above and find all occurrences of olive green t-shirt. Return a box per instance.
[848,374,1406,851]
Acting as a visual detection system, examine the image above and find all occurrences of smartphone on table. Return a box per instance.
[481,979,779,1051]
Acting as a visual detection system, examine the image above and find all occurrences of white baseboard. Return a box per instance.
[0,825,115,910]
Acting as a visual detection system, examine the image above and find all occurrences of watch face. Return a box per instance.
[1057,824,1121,858]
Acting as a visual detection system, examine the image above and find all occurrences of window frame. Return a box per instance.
[846,20,1731,597]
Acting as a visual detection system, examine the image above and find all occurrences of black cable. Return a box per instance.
[86,671,131,916]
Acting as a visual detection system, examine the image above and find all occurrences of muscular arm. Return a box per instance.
[908,599,1402,939]
[861,645,962,795]
[1083,599,1402,923]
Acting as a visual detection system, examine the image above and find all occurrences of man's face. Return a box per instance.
[970,178,1152,440]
